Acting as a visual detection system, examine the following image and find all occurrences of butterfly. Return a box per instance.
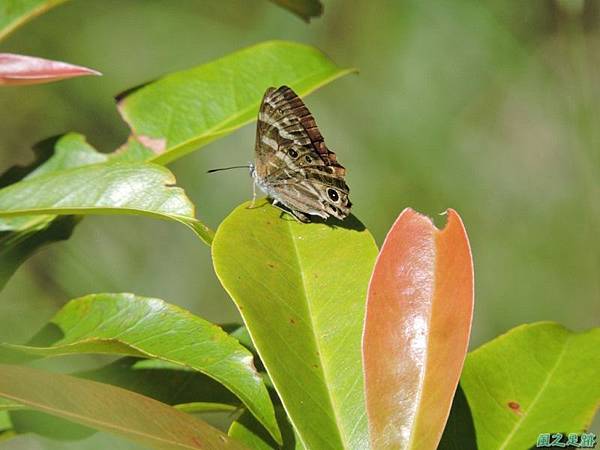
[249,86,352,223]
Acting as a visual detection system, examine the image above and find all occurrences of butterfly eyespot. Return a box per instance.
[305,155,312,163]
[288,148,298,158]
[327,189,339,202]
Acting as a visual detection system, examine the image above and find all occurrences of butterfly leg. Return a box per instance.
[247,180,258,209]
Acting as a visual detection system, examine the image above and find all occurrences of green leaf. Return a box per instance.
[0,363,248,450]
[0,161,214,244]
[0,410,13,442]
[0,398,20,412]
[0,133,106,290]
[0,162,192,219]
[229,407,305,450]
[268,0,322,22]
[6,357,242,441]
[24,132,108,178]
[116,40,354,165]
[0,0,69,42]
[212,199,378,450]
[461,322,600,450]
[4,293,280,444]
[0,133,108,231]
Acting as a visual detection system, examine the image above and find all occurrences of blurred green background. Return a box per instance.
[0,0,599,447]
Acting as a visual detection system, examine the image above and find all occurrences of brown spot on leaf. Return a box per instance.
[312,364,319,369]
[138,135,166,154]
[289,318,296,324]
[507,401,522,415]
[267,263,275,269]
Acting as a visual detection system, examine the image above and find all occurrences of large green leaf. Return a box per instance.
[461,322,600,450]
[116,40,353,165]
[0,364,248,450]
[0,160,214,244]
[5,357,242,441]
[212,199,378,450]
[3,293,280,443]
[0,39,350,288]
[0,0,68,41]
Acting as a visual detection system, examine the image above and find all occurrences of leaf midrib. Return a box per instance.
[497,334,571,450]
[0,391,207,450]
[286,220,347,450]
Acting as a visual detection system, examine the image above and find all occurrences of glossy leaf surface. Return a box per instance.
[4,293,279,443]
[0,53,100,85]
[362,208,474,450]
[0,161,213,243]
[213,199,378,449]
[0,364,247,450]
[462,322,600,450]
[117,40,353,164]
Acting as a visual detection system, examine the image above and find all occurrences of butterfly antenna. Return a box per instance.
[206,165,251,173]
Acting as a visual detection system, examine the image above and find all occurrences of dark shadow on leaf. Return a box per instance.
[0,135,61,188]
[114,80,155,104]
[231,406,299,449]
[438,384,478,450]
[26,322,65,347]
[78,357,241,408]
[310,213,366,232]
[264,198,366,231]
[0,216,80,291]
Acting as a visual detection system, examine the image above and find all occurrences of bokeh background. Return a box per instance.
[0,0,599,448]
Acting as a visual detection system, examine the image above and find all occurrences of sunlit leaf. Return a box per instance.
[4,293,280,443]
[0,53,100,85]
[0,364,248,449]
[0,133,105,290]
[0,161,214,244]
[362,208,474,450]
[213,199,378,449]
[461,322,600,450]
[116,40,354,164]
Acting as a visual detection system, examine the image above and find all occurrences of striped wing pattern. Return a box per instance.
[252,86,351,222]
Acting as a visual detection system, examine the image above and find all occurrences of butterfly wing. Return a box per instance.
[253,86,351,221]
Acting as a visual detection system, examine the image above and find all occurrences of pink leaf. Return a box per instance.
[0,53,101,86]
[362,208,474,450]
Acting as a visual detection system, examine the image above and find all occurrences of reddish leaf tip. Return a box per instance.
[0,53,101,86]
